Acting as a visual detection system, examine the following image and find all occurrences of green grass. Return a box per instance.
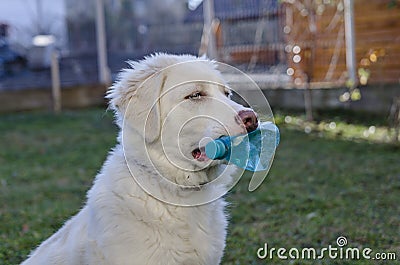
[274,109,399,144]
[0,109,118,264]
[1,108,399,264]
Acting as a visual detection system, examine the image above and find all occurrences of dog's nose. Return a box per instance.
[238,109,258,133]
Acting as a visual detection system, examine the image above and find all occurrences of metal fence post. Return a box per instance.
[344,0,357,88]
[203,0,217,59]
[95,0,111,85]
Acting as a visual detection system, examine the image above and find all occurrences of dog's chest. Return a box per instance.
[131,201,227,265]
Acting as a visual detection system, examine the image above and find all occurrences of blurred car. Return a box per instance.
[0,38,27,77]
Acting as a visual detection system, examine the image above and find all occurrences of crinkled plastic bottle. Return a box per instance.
[205,121,280,172]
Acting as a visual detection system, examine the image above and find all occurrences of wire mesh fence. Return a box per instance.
[0,0,399,92]
[1,0,290,91]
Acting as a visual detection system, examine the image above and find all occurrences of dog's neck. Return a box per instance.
[115,127,234,206]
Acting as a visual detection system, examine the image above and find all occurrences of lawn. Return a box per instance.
[0,108,399,264]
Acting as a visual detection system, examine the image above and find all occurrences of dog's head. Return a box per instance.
[107,54,258,188]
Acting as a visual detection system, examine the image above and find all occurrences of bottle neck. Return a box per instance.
[205,136,230,160]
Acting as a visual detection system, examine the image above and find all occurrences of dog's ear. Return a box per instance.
[133,72,166,143]
[107,70,166,143]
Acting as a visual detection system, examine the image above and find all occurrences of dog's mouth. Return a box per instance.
[191,134,229,162]
[191,146,208,161]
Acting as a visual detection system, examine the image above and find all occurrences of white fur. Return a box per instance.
[22,54,250,265]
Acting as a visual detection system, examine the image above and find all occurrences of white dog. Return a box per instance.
[22,54,258,265]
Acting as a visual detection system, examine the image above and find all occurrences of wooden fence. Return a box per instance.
[284,0,400,86]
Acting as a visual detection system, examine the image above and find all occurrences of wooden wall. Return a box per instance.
[285,0,400,86]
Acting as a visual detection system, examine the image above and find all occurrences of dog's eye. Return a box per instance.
[186,92,203,100]
[224,91,231,97]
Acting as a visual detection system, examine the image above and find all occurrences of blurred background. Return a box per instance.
[1,1,400,264]
[0,0,399,118]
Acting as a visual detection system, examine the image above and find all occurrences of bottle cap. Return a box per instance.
[205,139,226,159]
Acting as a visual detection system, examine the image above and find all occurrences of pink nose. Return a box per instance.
[238,109,258,133]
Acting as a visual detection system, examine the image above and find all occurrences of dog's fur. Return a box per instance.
[22,54,251,265]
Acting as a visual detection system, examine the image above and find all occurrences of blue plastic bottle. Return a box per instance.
[205,121,280,172]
